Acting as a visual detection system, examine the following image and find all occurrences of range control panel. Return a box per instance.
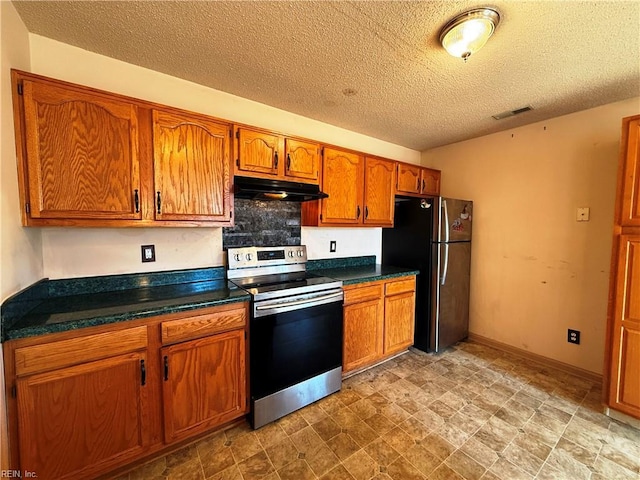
[227,245,307,270]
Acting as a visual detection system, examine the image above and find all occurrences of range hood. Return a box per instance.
[233,176,328,202]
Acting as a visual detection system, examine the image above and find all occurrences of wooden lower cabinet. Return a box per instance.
[17,352,150,480]
[343,284,384,372]
[607,235,640,418]
[384,289,416,355]
[162,330,246,443]
[343,276,416,374]
[4,302,249,480]
[605,115,640,421]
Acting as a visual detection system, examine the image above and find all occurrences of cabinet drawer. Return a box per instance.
[14,326,148,377]
[161,305,246,345]
[344,283,383,305]
[385,277,416,296]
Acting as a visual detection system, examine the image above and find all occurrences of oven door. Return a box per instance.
[250,289,343,400]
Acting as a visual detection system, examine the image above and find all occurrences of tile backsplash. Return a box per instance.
[222,199,301,249]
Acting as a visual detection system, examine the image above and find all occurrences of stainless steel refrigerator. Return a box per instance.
[382,197,472,353]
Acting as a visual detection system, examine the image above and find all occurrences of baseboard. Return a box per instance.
[342,350,409,380]
[467,333,603,384]
[604,407,640,428]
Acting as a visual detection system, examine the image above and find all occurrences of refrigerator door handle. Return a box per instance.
[441,243,449,285]
[443,199,450,243]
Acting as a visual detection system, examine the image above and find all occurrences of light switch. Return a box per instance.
[576,207,590,222]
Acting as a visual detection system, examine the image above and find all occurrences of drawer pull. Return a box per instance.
[164,355,169,381]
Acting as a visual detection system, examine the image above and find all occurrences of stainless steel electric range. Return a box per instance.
[227,245,343,429]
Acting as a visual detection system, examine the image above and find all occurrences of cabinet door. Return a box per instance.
[153,110,231,222]
[22,79,141,220]
[384,291,416,356]
[421,168,441,196]
[16,352,149,480]
[396,162,421,195]
[162,330,246,443]
[321,148,364,225]
[608,235,640,418]
[237,128,281,176]
[364,157,395,226]
[620,118,640,226]
[285,138,320,183]
[343,297,384,373]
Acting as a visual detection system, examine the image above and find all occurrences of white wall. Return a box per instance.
[423,97,640,374]
[303,227,382,262]
[1,3,41,301]
[0,2,39,470]
[28,35,419,278]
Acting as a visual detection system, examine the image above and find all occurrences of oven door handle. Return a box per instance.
[255,291,343,311]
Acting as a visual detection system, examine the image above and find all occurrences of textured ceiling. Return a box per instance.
[12,1,640,151]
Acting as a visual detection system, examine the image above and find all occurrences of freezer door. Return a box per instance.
[436,198,473,243]
[431,241,471,352]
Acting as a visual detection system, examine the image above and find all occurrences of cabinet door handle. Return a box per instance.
[134,189,139,213]
[140,359,146,386]
[416,177,420,190]
[365,206,369,219]
[156,191,162,215]
[274,151,279,168]
[422,179,426,192]
[357,205,361,219]
[287,153,291,170]
[164,356,169,381]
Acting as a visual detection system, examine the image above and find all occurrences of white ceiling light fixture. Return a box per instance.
[439,8,500,62]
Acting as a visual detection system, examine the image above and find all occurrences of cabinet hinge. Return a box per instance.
[11,385,16,398]
[17,82,23,95]
[236,159,240,167]
[235,130,239,139]
[230,210,233,219]
[319,213,323,221]
[244,331,247,340]
[25,203,30,214]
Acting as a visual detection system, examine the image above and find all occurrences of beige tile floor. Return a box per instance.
[115,341,640,480]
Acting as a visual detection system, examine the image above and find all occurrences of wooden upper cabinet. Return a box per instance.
[236,128,280,176]
[153,110,231,222]
[20,78,141,221]
[396,162,441,197]
[161,329,246,443]
[421,168,441,196]
[320,148,364,225]
[285,138,320,182]
[363,157,395,226]
[235,127,320,184]
[620,117,640,226]
[396,163,422,195]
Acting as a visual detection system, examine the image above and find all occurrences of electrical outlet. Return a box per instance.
[568,329,580,345]
[330,241,337,252]
[141,245,156,263]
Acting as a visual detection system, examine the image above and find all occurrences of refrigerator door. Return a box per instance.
[436,198,473,243]
[431,241,471,352]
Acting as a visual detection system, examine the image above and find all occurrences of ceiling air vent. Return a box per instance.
[492,105,533,120]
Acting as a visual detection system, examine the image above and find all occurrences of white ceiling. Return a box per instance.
[12,1,640,151]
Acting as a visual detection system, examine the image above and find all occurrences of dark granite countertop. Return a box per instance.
[1,267,250,341]
[308,256,419,285]
[1,256,417,342]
